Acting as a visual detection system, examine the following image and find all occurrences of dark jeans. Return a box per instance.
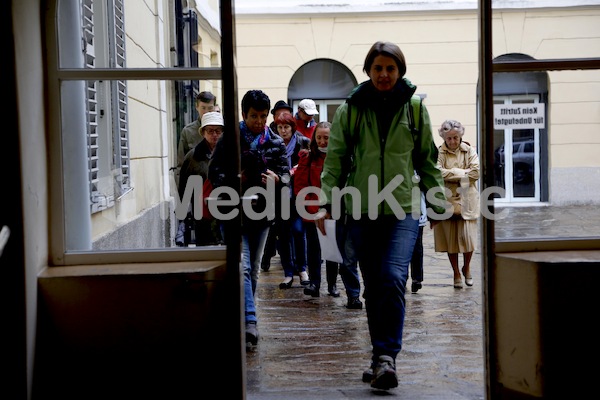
[305,219,361,296]
[262,212,307,277]
[410,225,424,282]
[348,215,419,361]
[280,214,307,277]
[337,218,361,299]
[304,222,322,287]
[262,221,278,263]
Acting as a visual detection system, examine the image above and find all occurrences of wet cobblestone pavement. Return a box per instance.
[246,205,599,399]
[247,227,485,399]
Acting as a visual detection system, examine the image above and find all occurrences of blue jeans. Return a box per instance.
[241,225,270,324]
[348,215,419,361]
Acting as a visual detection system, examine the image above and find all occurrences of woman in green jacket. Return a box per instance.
[317,41,447,391]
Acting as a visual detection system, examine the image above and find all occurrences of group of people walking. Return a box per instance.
[176,40,480,392]
[260,103,364,308]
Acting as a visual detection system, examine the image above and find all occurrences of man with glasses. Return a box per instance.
[175,91,217,246]
[178,111,224,246]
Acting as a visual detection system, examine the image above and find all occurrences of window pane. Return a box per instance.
[493,69,600,241]
[492,7,600,60]
[58,0,222,70]
[60,79,225,252]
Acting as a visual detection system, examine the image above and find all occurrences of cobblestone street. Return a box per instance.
[246,205,599,399]
[247,225,485,400]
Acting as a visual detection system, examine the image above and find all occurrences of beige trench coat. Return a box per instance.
[437,141,480,220]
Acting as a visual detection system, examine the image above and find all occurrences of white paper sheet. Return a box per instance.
[316,219,343,263]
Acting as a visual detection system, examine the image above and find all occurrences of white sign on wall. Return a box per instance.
[493,103,546,129]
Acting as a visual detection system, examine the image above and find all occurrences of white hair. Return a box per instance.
[438,119,465,138]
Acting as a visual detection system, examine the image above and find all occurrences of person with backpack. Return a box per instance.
[316,41,447,390]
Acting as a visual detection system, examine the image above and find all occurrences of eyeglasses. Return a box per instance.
[205,128,223,135]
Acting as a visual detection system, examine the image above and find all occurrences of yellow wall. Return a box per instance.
[235,7,600,205]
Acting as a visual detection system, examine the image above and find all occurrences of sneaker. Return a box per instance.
[245,322,258,346]
[362,362,375,383]
[346,297,363,310]
[411,281,422,293]
[303,283,320,297]
[370,355,398,390]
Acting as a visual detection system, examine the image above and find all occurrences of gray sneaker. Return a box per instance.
[370,355,398,390]
[362,362,375,383]
[245,322,258,346]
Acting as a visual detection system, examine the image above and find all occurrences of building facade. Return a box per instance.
[235,0,600,206]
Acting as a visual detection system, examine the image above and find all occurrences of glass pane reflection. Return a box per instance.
[61,80,224,252]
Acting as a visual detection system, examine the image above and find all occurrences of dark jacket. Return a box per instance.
[209,122,290,228]
[178,139,213,200]
[288,132,311,168]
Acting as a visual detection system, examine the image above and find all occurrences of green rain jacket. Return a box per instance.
[320,78,447,219]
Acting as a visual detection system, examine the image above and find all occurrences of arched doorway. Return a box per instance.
[288,58,357,123]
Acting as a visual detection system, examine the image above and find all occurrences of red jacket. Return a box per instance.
[293,150,325,221]
[294,114,316,140]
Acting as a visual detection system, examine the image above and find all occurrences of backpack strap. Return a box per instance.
[407,94,422,140]
[407,95,424,172]
[346,102,362,148]
[340,102,361,186]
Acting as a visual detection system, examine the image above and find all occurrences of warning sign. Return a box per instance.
[493,103,545,129]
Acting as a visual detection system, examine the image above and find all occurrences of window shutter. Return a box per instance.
[108,0,131,197]
[82,0,105,212]
[82,0,130,212]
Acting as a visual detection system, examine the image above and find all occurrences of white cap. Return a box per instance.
[201,111,224,128]
[298,99,319,115]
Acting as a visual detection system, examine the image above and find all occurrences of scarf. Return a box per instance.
[240,121,270,151]
[285,134,297,169]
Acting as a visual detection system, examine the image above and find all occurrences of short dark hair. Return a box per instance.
[363,41,407,78]
[241,90,270,115]
[196,91,216,105]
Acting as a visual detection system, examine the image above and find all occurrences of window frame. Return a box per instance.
[46,0,231,266]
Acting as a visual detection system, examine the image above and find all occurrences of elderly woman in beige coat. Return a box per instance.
[434,120,480,288]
